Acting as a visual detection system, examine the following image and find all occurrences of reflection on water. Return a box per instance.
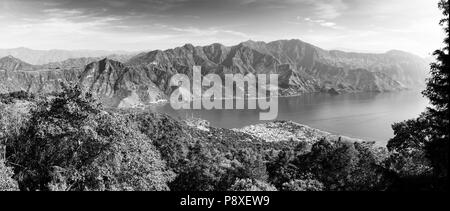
[147,90,429,145]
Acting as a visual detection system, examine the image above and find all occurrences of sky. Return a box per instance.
[0,0,445,57]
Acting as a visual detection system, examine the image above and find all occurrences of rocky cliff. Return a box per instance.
[79,58,166,108]
[126,39,427,96]
[0,56,36,72]
[0,68,80,94]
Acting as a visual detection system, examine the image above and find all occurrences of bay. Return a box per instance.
[147,90,429,145]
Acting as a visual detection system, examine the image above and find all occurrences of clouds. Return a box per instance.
[312,0,347,19]
[156,24,250,38]
[301,17,340,29]
[0,0,445,56]
[3,0,347,19]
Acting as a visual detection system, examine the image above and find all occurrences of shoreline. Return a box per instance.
[145,88,420,107]
[234,121,367,144]
[122,89,426,146]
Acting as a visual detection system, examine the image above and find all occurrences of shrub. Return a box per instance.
[0,160,19,191]
[229,178,277,191]
[281,179,324,191]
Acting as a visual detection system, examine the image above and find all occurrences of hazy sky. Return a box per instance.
[0,0,445,57]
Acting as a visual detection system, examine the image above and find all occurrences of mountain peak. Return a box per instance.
[386,49,410,55]
[386,49,406,54]
[0,56,35,71]
[98,57,123,67]
[241,39,260,44]
[99,57,112,63]
[386,49,422,59]
[269,39,304,44]
[182,43,195,49]
[1,55,20,61]
[83,58,126,78]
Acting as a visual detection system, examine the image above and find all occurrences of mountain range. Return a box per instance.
[0,47,135,65]
[0,39,430,108]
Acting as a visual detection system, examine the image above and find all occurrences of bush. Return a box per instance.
[267,148,299,189]
[228,148,269,182]
[229,178,277,191]
[0,91,35,104]
[169,141,228,191]
[0,160,19,191]
[281,179,324,191]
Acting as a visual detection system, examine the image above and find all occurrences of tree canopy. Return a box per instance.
[4,84,174,191]
[387,0,449,191]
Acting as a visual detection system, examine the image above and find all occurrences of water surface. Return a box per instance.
[148,90,429,145]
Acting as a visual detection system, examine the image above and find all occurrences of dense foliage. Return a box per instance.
[0,91,36,104]
[267,139,391,191]
[0,87,394,191]
[0,82,445,191]
[0,160,18,191]
[387,0,449,191]
[229,179,277,191]
[1,85,173,191]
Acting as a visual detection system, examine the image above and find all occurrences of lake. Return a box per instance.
[147,90,429,146]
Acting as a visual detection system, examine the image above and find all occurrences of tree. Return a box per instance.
[0,160,18,191]
[387,0,449,190]
[228,178,277,191]
[0,101,32,142]
[5,84,174,191]
[297,139,359,191]
[421,0,449,186]
[128,112,192,170]
[169,141,228,191]
[350,142,391,191]
[293,139,390,191]
[387,113,434,177]
[281,179,324,191]
[0,91,36,104]
[267,148,299,189]
[228,148,268,180]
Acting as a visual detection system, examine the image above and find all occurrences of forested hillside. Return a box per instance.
[0,86,437,191]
